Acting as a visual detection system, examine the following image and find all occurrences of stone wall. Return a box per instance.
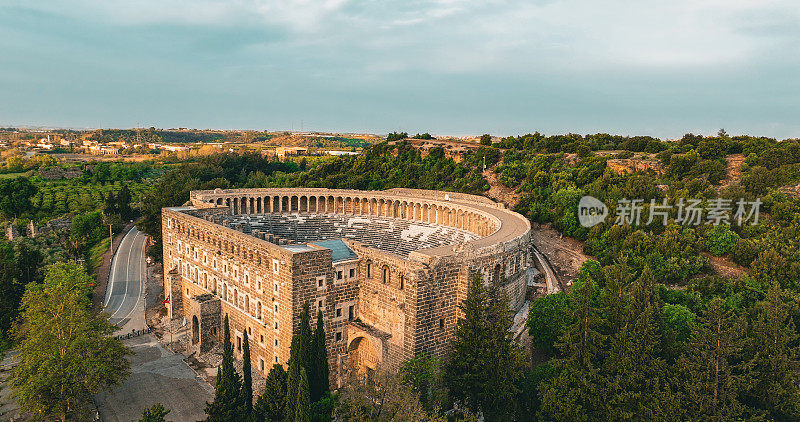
[162,188,533,386]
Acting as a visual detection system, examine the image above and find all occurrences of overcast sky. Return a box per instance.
[1,0,799,139]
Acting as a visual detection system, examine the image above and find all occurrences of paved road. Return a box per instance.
[104,227,147,333]
[532,246,562,294]
[95,335,213,422]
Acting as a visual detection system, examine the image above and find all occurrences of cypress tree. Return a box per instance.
[284,335,301,422]
[309,309,329,402]
[295,367,311,422]
[238,329,253,420]
[285,303,312,421]
[205,315,242,421]
[299,302,313,369]
[254,364,287,422]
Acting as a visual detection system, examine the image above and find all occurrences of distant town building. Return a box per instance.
[273,146,308,158]
[325,150,360,156]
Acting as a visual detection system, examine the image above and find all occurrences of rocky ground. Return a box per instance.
[529,223,590,284]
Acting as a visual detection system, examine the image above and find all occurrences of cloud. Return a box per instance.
[1,0,800,137]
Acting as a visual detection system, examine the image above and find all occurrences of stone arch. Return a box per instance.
[309,196,317,213]
[348,336,379,375]
[336,196,344,214]
[327,196,335,213]
[192,315,199,345]
[291,196,299,212]
[299,195,307,212]
[382,265,390,284]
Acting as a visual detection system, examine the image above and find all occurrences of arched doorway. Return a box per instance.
[348,336,379,376]
[192,315,199,345]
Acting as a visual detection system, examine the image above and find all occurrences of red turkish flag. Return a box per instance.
[162,295,170,304]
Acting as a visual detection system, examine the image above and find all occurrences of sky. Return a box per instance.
[1,0,799,139]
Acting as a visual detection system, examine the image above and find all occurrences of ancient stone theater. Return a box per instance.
[162,188,532,386]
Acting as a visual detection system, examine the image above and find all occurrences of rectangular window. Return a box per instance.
[237,336,242,352]
[316,276,325,289]
[336,308,342,318]
[335,332,342,342]
[337,270,343,280]
[259,358,265,372]
[272,259,280,274]
[348,305,354,321]
[439,318,445,329]
[349,268,355,278]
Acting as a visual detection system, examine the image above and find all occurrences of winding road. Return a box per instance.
[103,227,147,333]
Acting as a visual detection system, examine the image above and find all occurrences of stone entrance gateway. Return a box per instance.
[186,294,221,355]
[348,336,379,376]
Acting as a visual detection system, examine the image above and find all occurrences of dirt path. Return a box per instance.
[705,253,748,279]
[719,154,745,190]
[482,161,521,208]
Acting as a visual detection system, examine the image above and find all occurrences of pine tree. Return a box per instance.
[254,364,288,422]
[540,276,608,421]
[603,267,676,420]
[295,367,311,422]
[139,403,170,422]
[675,297,746,420]
[238,329,253,420]
[309,309,329,402]
[444,274,524,419]
[205,315,242,421]
[744,282,800,419]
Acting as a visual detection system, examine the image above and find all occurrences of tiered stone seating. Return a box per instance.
[221,214,479,257]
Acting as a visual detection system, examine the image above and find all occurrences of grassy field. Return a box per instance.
[0,171,32,179]
[88,237,111,271]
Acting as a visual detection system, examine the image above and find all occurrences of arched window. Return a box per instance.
[245,295,250,314]
[234,289,238,307]
[382,266,390,285]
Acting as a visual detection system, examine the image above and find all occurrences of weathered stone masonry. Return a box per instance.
[162,188,532,387]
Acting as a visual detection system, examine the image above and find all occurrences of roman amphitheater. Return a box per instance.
[162,187,533,386]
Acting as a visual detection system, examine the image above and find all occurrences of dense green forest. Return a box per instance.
[2,129,800,420]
